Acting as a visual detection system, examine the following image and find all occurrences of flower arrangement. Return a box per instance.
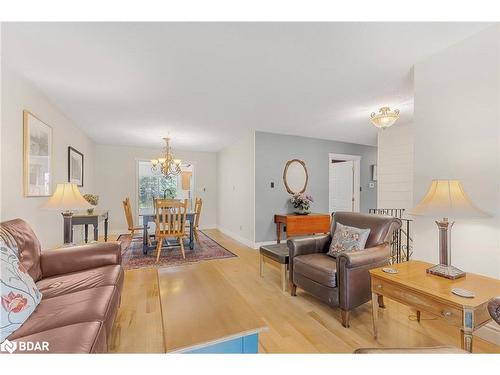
[290,193,313,215]
[83,194,99,214]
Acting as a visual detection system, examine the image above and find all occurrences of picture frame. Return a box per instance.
[23,110,53,197]
[68,146,84,187]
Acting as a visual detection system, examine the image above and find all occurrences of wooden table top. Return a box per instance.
[157,262,267,353]
[370,260,500,309]
[73,209,108,218]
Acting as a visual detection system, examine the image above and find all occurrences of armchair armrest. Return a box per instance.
[41,242,121,278]
[488,297,500,325]
[287,235,331,258]
[336,243,391,269]
[336,243,391,311]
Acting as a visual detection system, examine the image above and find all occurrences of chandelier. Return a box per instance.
[150,137,182,177]
[370,106,400,129]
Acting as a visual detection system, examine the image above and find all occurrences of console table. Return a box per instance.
[370,260,500,352]
[274,213,330,243]
[158,262,267,353]
[72,210,109,243]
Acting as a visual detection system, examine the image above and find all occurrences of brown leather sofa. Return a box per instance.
[288,212,401,328]
[1,218,123,353]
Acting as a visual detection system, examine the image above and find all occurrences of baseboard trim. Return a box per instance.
[476,322,500,346]
[215,226,256,249]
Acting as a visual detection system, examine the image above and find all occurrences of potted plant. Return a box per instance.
[290,193,313,215]
[83,194,99,214]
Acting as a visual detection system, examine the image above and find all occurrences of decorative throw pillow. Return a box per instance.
[327,222,371,258]
[0,238,42,342]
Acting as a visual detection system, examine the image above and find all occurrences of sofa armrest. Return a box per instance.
[41,242,121,278]
[488,297,500,325]
[336,243,390,269]
[287,235,331,258]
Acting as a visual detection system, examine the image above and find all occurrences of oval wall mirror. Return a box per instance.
[283,159,308,194]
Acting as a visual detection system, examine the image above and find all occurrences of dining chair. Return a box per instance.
[193,197,203,243]
[123,197,151,246]
[154,198,188,262]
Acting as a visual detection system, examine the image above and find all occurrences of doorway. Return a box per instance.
[328,153,361,214]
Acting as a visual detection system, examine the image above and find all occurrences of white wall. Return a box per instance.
[414,25,500,279]
[377,122,414,214]
[94,144,217,234]
[216,132,255,247]
[1,64,96,249]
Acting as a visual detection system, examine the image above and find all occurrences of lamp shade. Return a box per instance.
[41,183,91,211]
[410,180,486,219]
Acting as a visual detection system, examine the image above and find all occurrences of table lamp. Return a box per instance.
[410,180,487,279]
[41,183,91,245]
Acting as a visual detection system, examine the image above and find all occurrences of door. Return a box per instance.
[329,160,354,213]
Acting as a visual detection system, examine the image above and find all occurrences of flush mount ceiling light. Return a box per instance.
[370,106,400,129]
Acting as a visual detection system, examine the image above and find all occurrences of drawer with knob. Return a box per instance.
[371,277,463,327]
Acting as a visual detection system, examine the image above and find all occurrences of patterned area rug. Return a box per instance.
[117,231,236,270]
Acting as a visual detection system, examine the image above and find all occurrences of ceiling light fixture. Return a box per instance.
[150,137,182,177]
[370,106,400,129]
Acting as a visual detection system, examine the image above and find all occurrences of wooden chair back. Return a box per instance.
[194,197,203,229]
[122,197,135,230]
[154,199,188,237]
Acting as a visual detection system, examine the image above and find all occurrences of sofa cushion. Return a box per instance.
[293,253,337,287]
[36,265,124,299]
[327,222,370,258]
[8,285,119,340]
[1,239,42,342]
[9,322,107,353]
[0,219,43,282]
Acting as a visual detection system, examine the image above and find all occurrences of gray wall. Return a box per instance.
[255,131,377,242]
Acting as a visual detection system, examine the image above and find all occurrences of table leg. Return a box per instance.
[93,224,98,242]
[143,221,148,255]
[84,224,89,244]
[259,254,264,277]
[461,308,474,353]
[280,263,287,292]
[104,218,108,242]
[276,223,281,244]
[189,218,194,250]
[372,292,379,339]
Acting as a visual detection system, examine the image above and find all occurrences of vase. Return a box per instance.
[87,208,95,215]
[294,208,310,215]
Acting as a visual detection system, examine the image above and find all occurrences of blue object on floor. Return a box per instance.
[184,333,259,354]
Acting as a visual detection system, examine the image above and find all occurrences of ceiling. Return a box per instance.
[2,22,491,151]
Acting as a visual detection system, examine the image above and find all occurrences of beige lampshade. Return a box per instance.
[41,183,91,211]
[410,180,486,219]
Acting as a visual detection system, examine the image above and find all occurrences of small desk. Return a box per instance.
[140,212,196,255]
[72,210,109,243]
[370,261,500,352]
[158,263,267,353]
[274,213,330,243]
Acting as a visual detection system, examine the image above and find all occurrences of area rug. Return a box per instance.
[116,231,236,270]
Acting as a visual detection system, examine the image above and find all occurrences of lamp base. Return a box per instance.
[426,264,466,280]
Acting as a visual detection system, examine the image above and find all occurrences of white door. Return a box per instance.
[329,160,354,213]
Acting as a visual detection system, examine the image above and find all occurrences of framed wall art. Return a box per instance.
[68,146,84,187]
[23,110,53,197]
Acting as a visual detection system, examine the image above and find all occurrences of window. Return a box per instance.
[137,160,194,218]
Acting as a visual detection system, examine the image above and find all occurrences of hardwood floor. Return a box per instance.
[108,230,500,353]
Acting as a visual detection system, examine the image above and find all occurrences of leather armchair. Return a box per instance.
[488,297,500,325]
[288,212,401,328]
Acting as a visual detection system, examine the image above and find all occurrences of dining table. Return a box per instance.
[139,212,196,255]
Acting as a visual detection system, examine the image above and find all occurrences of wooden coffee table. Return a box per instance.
[370,260,500,352]
[157,262,267,353]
